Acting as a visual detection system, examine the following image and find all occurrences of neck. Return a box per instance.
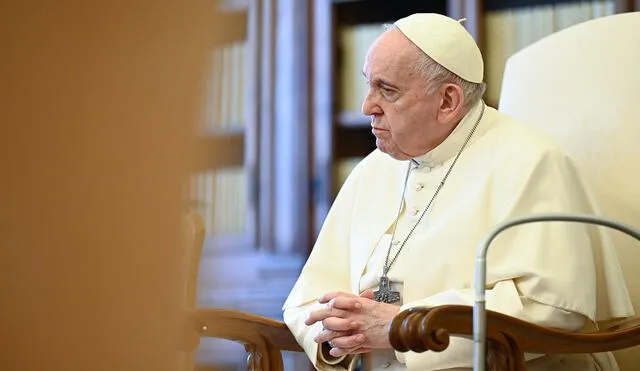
[414,108,470,157]
[412,101,485,167]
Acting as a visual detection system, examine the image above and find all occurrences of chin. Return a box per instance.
[376,139,405,159]
[376,141,391,155]
[378,145,409,161]
[388,153,411,161]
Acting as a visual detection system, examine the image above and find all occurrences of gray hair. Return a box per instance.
[384,24,487,109]
[414,52,486,109]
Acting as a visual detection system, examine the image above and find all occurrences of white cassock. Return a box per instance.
[282,101,634,370]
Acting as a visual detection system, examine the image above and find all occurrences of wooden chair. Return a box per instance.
[181,212,229,371]
[180,212,302,371]
[183,308,302,370]
[389,11,640,371]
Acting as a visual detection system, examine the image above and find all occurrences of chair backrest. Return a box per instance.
[498,11,640,370]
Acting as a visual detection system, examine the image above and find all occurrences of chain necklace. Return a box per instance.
[373,103,486,304]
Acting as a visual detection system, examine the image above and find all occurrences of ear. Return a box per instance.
[437,83,465,122]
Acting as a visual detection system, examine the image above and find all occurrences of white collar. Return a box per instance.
[412,100,487,168]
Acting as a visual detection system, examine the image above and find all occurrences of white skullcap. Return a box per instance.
[394,13,484,83]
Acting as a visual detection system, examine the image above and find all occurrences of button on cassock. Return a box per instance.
[415,183,424,191]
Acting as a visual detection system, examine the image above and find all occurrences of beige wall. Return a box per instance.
[0,1,215,370]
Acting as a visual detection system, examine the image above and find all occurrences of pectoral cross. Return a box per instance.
[373,276,400,304]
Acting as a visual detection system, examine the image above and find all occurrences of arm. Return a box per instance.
[282,164,364,370]
[399,149,632,368]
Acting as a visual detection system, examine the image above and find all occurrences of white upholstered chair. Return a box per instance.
[498,11,640,370]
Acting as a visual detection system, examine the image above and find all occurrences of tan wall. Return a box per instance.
[0,1,215,370]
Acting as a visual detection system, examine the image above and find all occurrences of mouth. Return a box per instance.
[371,127,389,135]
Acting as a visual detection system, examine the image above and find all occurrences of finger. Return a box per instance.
[304,306,346,326]
[327,296,362,311]
[313,329,350,344]
[321,317,359,332]
[329,344,364,358]
[328,333,366,349]
[318,291,358,303]
[359,290,374,300]
[351,347,371,354]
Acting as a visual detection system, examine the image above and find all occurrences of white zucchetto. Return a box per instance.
[394,13,484,84]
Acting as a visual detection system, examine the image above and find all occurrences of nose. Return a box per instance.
[361,89,382,117]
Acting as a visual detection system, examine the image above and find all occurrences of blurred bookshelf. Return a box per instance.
[191,0,256,253]
[311,0,449,238]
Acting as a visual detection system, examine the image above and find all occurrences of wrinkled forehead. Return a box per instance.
[363,29,423,83]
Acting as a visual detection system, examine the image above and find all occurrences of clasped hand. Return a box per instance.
[304,290,400,357]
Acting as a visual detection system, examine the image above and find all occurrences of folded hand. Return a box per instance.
[305,290,400,357]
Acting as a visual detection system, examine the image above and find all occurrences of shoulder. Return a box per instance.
[482,107,576,170]
[479,109,592,204]
[477,109,595,217]
[342,149,399,182]
[332,149,405,206]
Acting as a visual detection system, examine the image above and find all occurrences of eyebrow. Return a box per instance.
[362,71,399,89]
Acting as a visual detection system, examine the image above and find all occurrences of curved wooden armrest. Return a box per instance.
[389,305,640,371]
[184,308,302,371]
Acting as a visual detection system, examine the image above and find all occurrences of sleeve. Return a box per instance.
[396,149,619,369]
[283,302,359,370]
[482,149,633,322]
[282,163,364,370]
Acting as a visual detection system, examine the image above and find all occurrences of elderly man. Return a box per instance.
[282,13,633,370]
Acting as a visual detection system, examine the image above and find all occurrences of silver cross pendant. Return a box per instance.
[373,276,400,304]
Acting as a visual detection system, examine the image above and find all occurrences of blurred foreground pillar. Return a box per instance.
[0,1,214,370]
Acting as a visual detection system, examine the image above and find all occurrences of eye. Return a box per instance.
[379,85,397,100]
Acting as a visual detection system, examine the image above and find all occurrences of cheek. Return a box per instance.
[386,103,416,135]
[387,105,432,148]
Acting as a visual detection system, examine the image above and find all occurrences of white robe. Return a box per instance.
[283,101,634,370]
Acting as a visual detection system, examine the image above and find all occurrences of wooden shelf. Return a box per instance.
[335,0,447,25]
[195,131,244,170]
[336,111,370,128]
[212,9,248,45]
[334,126,376,158]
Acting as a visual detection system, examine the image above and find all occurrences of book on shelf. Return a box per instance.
[338,23,385,115]
[484,9,517,107]
[204,40,247,133]
[554,1,599,30]
[191,39,249,239]
[191,168,247,237]
[483,1,614,106]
